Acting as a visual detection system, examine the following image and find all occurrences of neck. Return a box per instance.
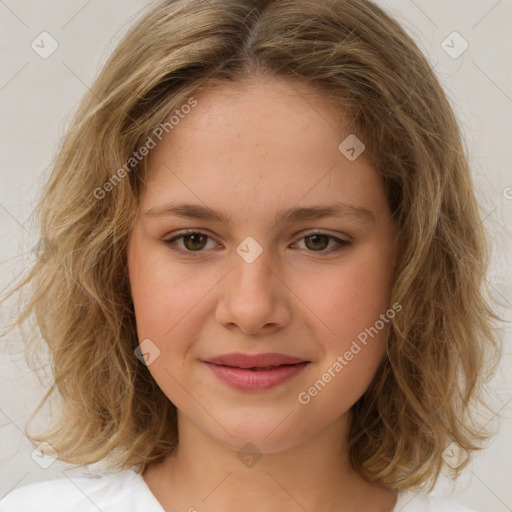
[142,413,397,512]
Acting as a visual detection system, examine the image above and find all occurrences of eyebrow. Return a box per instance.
[143,201,376,227]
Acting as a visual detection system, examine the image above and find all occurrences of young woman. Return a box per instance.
[0,0,501,510]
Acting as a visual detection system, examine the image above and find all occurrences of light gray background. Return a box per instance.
[0,0,511,509]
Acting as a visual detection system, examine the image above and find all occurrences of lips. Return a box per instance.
[204,352,308,369]
[203,352,310,391]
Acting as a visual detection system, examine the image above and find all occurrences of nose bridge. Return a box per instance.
[215,235,290,334]
[232,235,275,295]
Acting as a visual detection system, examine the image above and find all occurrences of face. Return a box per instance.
[127,77,397,454]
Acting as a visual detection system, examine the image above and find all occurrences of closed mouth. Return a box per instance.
[211,362,308,371]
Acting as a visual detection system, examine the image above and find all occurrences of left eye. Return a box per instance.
[163,230,351,255]
[293,232,351,252]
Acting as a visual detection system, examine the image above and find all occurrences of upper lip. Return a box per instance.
[203,352,309,369]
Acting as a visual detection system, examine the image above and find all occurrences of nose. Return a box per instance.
[215,247,292,336]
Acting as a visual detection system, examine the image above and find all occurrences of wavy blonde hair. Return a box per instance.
[2,0,502,491]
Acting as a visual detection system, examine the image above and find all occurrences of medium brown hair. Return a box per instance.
[2,0,502,491]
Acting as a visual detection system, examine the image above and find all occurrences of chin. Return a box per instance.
[202,408,314,455]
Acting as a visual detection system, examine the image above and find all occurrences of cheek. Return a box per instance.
[298,249,394,410]
[299,251,394,347]
[294,262,393,417]
[127,243,207,406]
[128,239,207,340]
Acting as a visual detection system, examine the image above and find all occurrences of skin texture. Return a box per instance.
[127,76,398,511]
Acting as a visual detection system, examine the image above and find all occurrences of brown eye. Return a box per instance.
[304,234,330,251]
[164,230,350,257]
[181,233,208,251]
[164,231,218,254]
[294,231,351,255]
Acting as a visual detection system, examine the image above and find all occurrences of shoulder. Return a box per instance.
[0,468,161,512]
[395,491,478,511]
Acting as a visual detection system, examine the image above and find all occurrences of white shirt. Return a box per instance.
[0,468,477,511]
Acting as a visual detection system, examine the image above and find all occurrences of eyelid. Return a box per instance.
[164,229,221,249]
[297,228,351,243]
[165,228,351,243]
[163,228,352,257]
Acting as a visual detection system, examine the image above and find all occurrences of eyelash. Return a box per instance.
[163,229,351,257]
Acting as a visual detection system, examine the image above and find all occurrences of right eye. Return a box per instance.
[163,230,221,255]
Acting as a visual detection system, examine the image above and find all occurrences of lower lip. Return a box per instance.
[204,362,309,391]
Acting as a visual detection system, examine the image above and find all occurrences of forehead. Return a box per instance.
[140,77,390,225]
